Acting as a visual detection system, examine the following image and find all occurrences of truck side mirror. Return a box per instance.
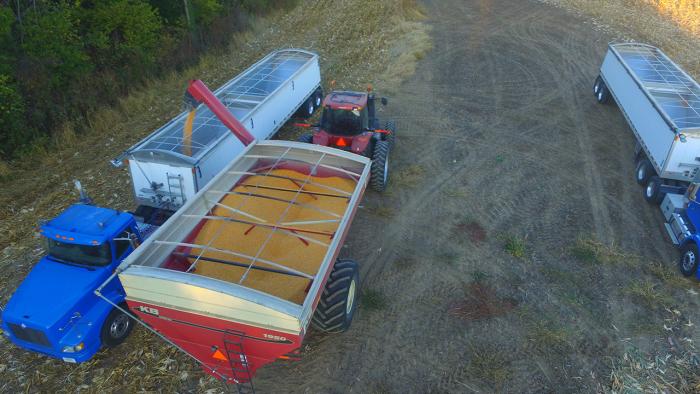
[381,97,388,106]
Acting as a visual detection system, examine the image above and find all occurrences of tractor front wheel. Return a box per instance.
[312,259,360,333]
[370,140,390,192]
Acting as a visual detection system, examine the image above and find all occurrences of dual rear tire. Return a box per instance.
[370,140,390,192]
[297,88,324,119]
[593,76,611,104]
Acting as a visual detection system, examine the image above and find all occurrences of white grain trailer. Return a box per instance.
[595,42,700,203]
[112,49,322,213]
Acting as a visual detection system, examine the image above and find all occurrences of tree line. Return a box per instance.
[0,0,293,159]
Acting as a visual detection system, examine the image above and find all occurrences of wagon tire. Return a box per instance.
[101,304,134,347]
[679,242,699,277]
[297,98,315,119]
[635,159,653,185]
[370,140,390,192]
[384,120,396,148]
[312,259,360,333]
[314,88,323,107]
[594,76,611,104]
[297,133,314,144]
[644,175,664,205]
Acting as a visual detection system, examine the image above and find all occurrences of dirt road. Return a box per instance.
[256,0,695,392]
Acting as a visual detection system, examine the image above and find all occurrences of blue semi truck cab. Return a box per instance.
[661,184,700,279]
[0,204,155,362]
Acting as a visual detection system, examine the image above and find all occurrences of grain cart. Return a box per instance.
[594,43,700,204]
[296,87,394,192]
[95,140,370,390]
[112,49,322,215]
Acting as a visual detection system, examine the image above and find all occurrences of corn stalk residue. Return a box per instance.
[644,0,700,36]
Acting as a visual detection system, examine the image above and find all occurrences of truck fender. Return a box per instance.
[679,235,699,249]
[350,133,373,155]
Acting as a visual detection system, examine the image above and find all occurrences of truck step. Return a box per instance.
[664,222,680,245]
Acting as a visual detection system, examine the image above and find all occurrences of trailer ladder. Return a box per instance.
[223,329,255,394]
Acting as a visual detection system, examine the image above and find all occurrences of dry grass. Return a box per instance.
[646,0,700,36]
[360,289,387,311]
[570,237,632,266]
[463,344,512,387]
[624,279,673,308]
[540,0,700,78]
[392,164,425,188]
[0,0,430,392]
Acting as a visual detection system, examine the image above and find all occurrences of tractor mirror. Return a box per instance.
[381,97,388,105]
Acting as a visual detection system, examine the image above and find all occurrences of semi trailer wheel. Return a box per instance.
[384,120,396,148]
[312,259,360,333]
[297,98,315,119]
[635,159,653,185]
[370,140,390,192]
[593,76,611,104]
[101,304,134,347]
[644,175,664,204]
[314,88,323,107]
[297,133,314,144]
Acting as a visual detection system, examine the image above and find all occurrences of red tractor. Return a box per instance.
[296,88,395,192]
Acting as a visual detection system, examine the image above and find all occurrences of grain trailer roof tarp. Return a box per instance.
[610,43,700,133]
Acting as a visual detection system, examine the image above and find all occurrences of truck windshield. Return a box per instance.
[321,107,367,136]
[47,239,112,267]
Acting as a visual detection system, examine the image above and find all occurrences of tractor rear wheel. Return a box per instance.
[384,120,396,148]
[312,259,360,333]
[370,141,390,192]
[297,133,314,144]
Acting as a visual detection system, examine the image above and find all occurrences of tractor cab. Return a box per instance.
[320,91,370,136]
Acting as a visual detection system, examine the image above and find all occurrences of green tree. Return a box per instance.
[21,3,92,90]
[0,6,15,75]
[82,0,163,73]
[0,74,31,158]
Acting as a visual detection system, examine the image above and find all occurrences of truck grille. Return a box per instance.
[8,323,51,348]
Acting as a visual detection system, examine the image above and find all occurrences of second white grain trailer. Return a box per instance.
[112,49,322,216]
[594,42,700,203]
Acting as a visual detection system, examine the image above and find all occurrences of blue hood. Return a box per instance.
[2,257,110,329]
